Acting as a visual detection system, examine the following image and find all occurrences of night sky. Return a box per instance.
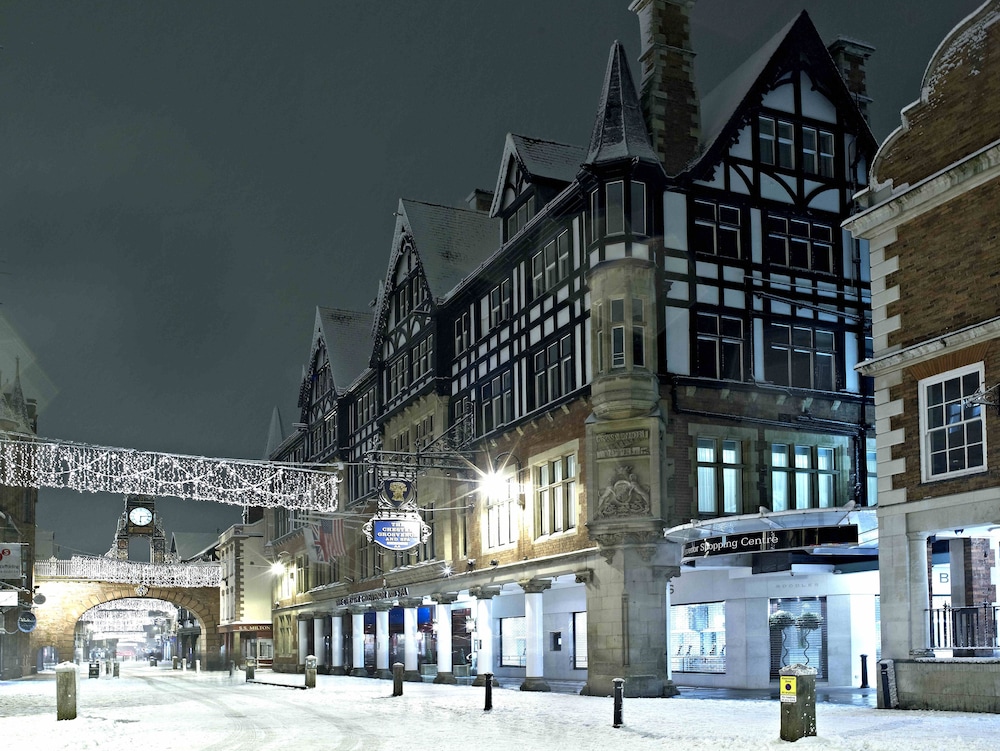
[0,1,985,556]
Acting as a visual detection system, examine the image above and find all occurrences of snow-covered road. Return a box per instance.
[3,662,999,751]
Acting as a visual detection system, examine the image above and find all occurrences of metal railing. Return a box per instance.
[927,604,999,651]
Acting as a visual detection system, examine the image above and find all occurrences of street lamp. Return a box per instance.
[481,451,523,506]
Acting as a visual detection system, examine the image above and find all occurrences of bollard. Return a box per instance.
[779,665,817,742]
[113,662,120,678]
[484,672,494,711]
[182,658,188,671]
[195,659,201,673]
[105,660,112,675]
[612,677,625,728]
[392,662,404,697]
[860,654,869,689]
[172,656,179,670]
[246,659,255,682]
[229,661,235,679]
[305,655,317,689]
[56,662,78,721]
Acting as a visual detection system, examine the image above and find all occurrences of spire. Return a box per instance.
[585,40,661,168]
[263,406,285,459]
[0,359,32,434]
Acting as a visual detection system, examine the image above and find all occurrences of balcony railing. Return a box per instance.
[928,604,999,651]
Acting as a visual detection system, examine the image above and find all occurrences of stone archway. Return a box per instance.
[29,580,222,670]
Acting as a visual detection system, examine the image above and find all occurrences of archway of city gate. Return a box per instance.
[29,579,222,670]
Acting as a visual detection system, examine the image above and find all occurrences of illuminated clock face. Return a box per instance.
[129,507,153,526]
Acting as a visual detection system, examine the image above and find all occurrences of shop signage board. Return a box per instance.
[683,525,859,559]
[17,610,37,633]
[0,543,22,578]
[364,477,430,552]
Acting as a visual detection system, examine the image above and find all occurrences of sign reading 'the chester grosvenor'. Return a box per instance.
[363,478,431,552]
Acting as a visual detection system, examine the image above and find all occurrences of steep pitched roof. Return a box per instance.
[489,134,587,218]
[394,198,497,301]
[313,307,374,393]
[585,40,661,167]
[263,406,285,459]
[693,11,877,177]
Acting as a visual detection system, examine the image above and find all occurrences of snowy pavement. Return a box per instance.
[2,662,999,751]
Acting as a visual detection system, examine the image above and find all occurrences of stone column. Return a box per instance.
[349,606,368,677]
[329,611,346,675]
[374,603,392,679]
[470,586,501,686]
[581,540,679,698]
[297,616,310,669]
[433,594,458,684]
[520,578,551,692]
[400,597,423,682]
[313,616,327,672]
[907,531,932,657]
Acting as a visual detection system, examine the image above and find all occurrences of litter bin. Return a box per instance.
[88,661,100,679]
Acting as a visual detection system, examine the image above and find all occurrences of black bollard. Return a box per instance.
[392,662,404,697]
[612,677,625,728]
[860,654,869,688]
[484,672,494,711]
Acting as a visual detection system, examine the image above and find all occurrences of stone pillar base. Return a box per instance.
[329,666,347,676]
[433,672,458,685]
[662,679,680,697]
[404,670,423,682]
[377,668,393,680]
[350,667,369,678]
[472,674,500,687]
[520,677,551,692]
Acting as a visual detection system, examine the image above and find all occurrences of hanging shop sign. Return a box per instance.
[364,477,430,552]
[17,610,37,633]
[380,478,417,510]
[0,543,22,579]
[682,525,859,559]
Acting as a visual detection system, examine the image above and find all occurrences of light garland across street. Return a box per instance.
[36,555,221,588]
[0,433,340,510]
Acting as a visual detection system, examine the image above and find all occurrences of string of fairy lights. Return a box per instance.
[35,555,221,588]
[0,433,340,511]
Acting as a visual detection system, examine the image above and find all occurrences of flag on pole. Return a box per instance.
[306,516,346,562]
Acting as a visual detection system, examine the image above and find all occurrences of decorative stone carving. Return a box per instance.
[518,578,552,595]
[596,465,651,518]
[574,570,593,584]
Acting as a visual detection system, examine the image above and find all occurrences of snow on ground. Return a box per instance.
[2,662,999,751]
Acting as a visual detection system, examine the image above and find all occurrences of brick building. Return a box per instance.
[264,0,878,696]
[847,0,1000,713]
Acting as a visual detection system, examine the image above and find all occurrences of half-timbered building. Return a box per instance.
[265,0,878,695]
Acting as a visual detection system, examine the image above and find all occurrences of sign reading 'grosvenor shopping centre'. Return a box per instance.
[683,525,859,559]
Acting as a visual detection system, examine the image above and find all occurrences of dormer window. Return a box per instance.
[505,198,535,242]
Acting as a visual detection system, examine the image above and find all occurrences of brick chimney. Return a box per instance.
[465,188,493,212]
[828,37,875,124]
[629,0,700,175]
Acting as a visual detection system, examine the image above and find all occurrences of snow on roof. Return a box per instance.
[698,13,802,159]
[585,40,660,167]
[488,133,585,218]
[399,198,498,300]
[315,307,374,393]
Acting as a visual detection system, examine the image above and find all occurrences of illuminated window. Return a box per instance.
[697,438,742,515]
[499,617,527,667]
[671,602,726,674]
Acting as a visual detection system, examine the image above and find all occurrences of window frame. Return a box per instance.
[696,437,743,516]
[918,363,987,482]
[534,452,577,537]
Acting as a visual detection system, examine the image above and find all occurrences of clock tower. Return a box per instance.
[114,495,166,563]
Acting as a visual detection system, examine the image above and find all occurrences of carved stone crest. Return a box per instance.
[596,464,651,518]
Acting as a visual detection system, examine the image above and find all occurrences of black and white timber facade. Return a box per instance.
[263,0,880,695]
